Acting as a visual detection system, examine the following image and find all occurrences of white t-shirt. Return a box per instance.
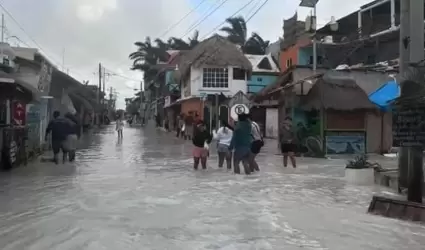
[214,127,233,146]
[251,121,262,141]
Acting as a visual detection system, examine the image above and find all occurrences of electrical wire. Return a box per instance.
[0,1,89,81]
[246,0,269,23]
[157,0,208,39]
[0,2,61,66]
[201,0,257,39]
[181,0,230,39]
[103,67,142,82]
[244,0,263,19]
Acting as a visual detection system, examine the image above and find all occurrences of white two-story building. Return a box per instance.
[175,35,252,130]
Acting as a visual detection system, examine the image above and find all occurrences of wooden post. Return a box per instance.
[406,0,424,203]
[398,0,411,190]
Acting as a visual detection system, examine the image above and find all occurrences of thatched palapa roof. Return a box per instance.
[300,73,376,111]
[178,35,252,80]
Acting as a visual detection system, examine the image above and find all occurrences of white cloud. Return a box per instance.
[76,0,117,22]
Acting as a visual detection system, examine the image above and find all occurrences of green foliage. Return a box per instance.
[346,154,374,169]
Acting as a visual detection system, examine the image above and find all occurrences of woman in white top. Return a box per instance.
[214,120,233,169]
[116,117,124,138]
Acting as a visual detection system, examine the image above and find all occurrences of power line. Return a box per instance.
[0,2,89,82]
[103,67,142,82]
[157,0,208,39]
[244,0,263,19]
[246,0,269,23]
[181,0,230,39]
[0,2,61,67]
[201,0,257,39]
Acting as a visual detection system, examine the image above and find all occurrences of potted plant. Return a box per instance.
[345,154,376,185]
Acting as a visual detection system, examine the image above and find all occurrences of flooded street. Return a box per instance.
[0,125,424,250]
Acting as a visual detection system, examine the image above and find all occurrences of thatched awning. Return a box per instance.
[178,35,252,80]
[300,73,376,111]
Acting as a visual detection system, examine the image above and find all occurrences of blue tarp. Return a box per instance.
[368,80,400,111]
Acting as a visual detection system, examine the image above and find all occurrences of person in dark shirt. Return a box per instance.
[192,121,212,170]
[45,111,72,164]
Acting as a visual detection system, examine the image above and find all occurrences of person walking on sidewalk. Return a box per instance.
[45,111,71,164]
[116,117,124,139]
[214,120,233,169]
[192,121,212,170]
[249,115,264,172]
[229,113,252,175]
[280,117,297,168]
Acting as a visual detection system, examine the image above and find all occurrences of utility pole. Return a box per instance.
[97,63,102,125]
[406,0,424,203]
[398,0,411,191]
[1,14,5,43]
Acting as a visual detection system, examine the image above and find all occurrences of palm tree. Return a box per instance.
[169,30,200,50]
[220,16,247,47]
[245,32,270,55]
[220,16,269,55]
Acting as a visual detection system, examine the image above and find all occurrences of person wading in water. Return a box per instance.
[45,111,71,164]
[229,113,252,175]
[64,112,80,162]
[280,117,297,168]
[214,120,233,170]
[248,114,264,172]
[192,121,212,170]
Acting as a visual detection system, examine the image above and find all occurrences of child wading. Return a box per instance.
[116,118,124,138]
[192,121,212,170]
[214,120,233,169]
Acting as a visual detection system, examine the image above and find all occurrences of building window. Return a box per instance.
[233,68,246,80]
[286,58,293,68]
[257,77,263,82]
[202,68,229,88]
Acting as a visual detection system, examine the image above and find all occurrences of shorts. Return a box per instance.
[281,143,296,153]
[233,148,251,161]
[217,143,230,154]
[193,146,208,158]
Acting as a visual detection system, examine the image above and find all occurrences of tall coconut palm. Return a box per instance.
[220,16,269,55]
[169,30,200,50]
[245,32,270,55]
[220,16,248,47]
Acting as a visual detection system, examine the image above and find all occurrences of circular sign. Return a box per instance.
[230,104,249,121]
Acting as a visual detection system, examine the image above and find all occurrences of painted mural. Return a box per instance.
[325,131,366,154]
[292,108,324,157]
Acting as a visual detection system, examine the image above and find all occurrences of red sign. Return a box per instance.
[13,101,26,126]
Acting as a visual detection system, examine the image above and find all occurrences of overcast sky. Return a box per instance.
[1,0,373,109]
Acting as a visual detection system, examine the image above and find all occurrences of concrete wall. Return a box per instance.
[247,74,278,93]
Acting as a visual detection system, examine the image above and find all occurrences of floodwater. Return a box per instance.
[0,125,424,250]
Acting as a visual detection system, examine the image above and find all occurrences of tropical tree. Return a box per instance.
[220,16,270,55]
[169,30,200,50]
[129,30,201,81]
[244,32,270,55]
[220,16,247,47]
